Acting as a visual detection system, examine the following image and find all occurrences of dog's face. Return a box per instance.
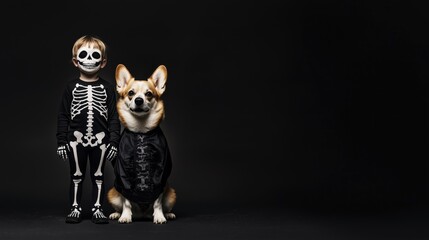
[115,64,167,132]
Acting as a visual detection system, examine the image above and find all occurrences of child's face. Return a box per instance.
[73,44,105,75]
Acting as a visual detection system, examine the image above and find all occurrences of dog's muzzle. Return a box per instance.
[135,97,144,106]
[131,97,150,113]
[131,107,149,113]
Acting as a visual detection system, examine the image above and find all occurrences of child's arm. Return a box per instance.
[106,84,121,162]
[56,85,72,160]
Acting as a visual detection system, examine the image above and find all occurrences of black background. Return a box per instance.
[1,0,429,218]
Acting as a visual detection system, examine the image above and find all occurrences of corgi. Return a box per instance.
[107,64,176,224]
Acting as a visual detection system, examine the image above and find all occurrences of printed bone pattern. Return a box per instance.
[67,83,110,207]
[135,134,154,192]
[71,83,108,147]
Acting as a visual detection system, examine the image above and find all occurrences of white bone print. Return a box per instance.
[68,208,81,218]
[69,138,82,177]
[72,179,82,207]
[94,144,107,176]
[74,131,83,142]
[71,83,107,147]
[94,180,103,207]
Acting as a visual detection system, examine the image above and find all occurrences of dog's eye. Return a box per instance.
[145,92,153,98]
[128,90,135,96]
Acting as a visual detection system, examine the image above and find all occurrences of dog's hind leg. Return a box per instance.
[162,186,177,220]
[107,188,123,220]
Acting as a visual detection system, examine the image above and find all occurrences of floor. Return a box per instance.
[0,204,428,240]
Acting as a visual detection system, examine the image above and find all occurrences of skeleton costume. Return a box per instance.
[113,126,172,207]
[56,77,120,223]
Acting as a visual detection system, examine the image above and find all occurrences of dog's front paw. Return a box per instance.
[109,212,121,220]
[153,212,167,224]
[118,213,132,223]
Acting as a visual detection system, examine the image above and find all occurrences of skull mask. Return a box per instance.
[76,45,103,74]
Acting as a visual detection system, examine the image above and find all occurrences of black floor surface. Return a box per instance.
[0,204,428,240]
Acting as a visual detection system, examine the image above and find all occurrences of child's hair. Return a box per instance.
[72,35,107,60]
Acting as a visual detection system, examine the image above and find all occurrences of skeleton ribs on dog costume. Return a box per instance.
[56,78,120,222]
[114,127,172,206]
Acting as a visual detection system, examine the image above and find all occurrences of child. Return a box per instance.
[56,35,120,224]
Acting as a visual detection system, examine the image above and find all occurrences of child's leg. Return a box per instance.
[88,143,108,223]
[66,143,87,223]
[68,143,88,207]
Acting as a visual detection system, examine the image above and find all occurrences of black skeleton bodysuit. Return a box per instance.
[56,77,120,211]
[114,127,172,206]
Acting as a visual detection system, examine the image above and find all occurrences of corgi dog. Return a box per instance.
[107,64,176,224]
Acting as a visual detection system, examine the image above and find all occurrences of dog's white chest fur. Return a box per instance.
[118,103,164,133]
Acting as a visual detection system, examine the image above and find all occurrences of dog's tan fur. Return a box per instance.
[107,64,176,224]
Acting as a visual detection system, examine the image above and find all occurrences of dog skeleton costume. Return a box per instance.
[113,127,172,207]
[56,78,120,223]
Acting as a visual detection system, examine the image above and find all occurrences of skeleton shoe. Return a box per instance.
[65,206,82,223]
[91,207,109,224]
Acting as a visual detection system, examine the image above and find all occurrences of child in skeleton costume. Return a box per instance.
[56,35,120,224]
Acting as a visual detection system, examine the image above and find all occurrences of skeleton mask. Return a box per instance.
[76,45,103,74]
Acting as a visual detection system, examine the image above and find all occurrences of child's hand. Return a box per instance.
[57,144,70,161]
[106,143,118,162]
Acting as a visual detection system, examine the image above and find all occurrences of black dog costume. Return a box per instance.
[113,126,172,207]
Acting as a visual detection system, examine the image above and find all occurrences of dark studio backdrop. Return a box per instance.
[1,0,429,215]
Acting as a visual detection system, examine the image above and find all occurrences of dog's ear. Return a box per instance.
[116,64,133,94]
[149,65,167,96]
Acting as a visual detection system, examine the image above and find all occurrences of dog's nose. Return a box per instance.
[134,97,144,106]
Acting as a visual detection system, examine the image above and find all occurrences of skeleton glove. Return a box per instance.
[57,144,70,161]
[106,143,118,162]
